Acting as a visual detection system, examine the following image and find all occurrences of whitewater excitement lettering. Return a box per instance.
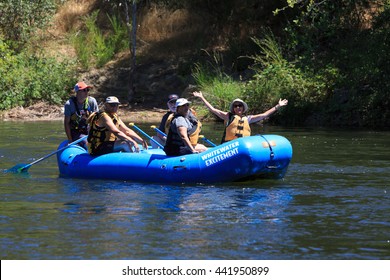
[201,141,240,166]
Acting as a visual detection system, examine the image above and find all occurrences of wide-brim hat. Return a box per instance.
[74,81,92,92]
[176,98,191,107]
[229,98,248,113]
[105,96,120,104]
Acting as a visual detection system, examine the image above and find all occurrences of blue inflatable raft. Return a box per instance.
[56,135,292,184]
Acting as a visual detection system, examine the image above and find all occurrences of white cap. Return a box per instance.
[176,98,191,107]
[105,96,120,104]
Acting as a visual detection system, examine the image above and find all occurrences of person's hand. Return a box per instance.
[192,91,203,98]
[133,143,140,153]
[127,139,139,152]
[141,139,148,150]
[278,98,288,107]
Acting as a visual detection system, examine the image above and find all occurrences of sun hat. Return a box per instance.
[176,98,191,107]
[105,96,120,104]
[74,81,92,92]
[167,94,179,102]
[229,98,248,113]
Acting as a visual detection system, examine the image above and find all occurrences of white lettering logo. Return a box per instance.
[201,141,240,166]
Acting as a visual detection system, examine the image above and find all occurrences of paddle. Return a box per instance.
[199,135,217,147]
[151,125,217,147]
[7,135,88,173]
[128,123,164,149]
[150,125,167,137]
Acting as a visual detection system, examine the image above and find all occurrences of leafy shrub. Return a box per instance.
[0,40,77,110]
[244,33,335,125]
[0,0,57,51]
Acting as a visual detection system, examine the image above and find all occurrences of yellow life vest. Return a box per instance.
[188,108,201,146]
[87,112,120,154]
[222,113,251,143]
[164,113,174,135]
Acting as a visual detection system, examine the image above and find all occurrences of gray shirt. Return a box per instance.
[64,96,98,116]
[171,115,193,134]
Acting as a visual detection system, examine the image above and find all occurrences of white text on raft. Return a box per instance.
[201,141,240,166]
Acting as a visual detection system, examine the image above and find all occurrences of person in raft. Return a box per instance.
[192,91,288,143]
[151,93,179,148]
[64,81,99,148]
[151,93,204,149]
[164,98,207,156]
[87,96,148,156]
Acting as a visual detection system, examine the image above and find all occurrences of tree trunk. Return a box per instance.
[124,0,137,103]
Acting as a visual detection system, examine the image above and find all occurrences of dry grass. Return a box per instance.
[54,0,94,34]
[138,6,206,41]
[46,1,210,60]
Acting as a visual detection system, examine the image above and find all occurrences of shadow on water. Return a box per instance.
[0,121,389,259]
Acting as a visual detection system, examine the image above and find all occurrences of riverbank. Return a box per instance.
[0,101,166,123]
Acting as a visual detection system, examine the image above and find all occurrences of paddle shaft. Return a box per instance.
[18,135,88,172]
[129,123,164,149]
[151,125,167,137]
[199,135,217,147]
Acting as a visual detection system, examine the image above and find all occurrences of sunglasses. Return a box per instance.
[107,103,119,107]
[79,88,90,93]
[233,104,243,108]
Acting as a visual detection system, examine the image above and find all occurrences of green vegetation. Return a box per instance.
[192,0,390,128]
[0,0,389,127]
[71,11,128,68]
[192,51,241,117]
[0,40,76,110]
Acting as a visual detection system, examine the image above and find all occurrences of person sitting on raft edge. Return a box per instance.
[87,96,148,156]
[163,98,207,156]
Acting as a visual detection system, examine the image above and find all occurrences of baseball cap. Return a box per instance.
[105,96,120,104]
[74,81,92,92]
[176,98,191,107]
[168,94,179,102]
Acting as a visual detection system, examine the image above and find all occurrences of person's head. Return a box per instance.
[175,98,191,115]
[229,98,248,115]
[104,96,120,113]
[74,81,92,96]
[167,93,179,112]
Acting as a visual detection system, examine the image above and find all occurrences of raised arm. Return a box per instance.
[250,98,288,123]
[192,91,229,121]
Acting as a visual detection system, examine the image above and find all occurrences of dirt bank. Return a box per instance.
[0,101,166,123]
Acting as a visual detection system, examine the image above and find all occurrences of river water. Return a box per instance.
[0,121,389,260]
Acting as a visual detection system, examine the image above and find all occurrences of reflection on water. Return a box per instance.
[0,121,389,259]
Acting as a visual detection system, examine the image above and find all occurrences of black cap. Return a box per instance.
[168,94,179,102]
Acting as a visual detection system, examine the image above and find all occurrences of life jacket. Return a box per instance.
[221,113,251,143]
[70,97,93,134]
[187,109,202,146]
[87,112,120,155]
[164,113,174,135]
[164,109,201,146]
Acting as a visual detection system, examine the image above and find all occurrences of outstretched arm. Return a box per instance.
[192,91,229,121]
[250,98,288,123]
